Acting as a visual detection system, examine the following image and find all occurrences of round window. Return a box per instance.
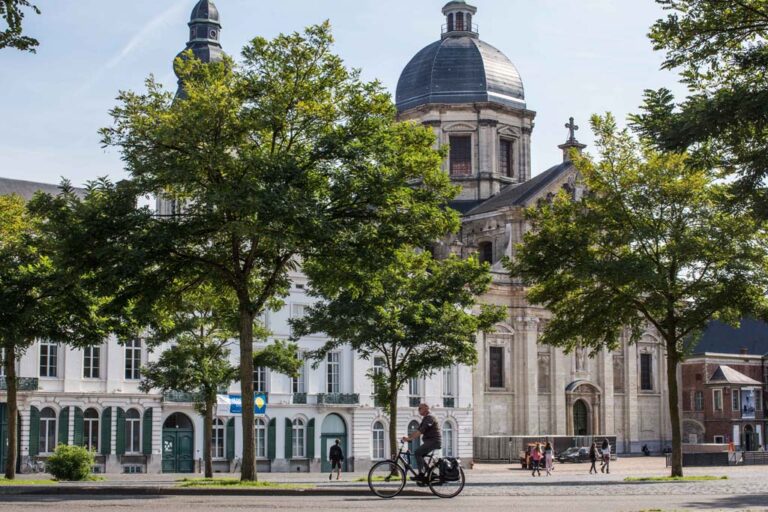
[210,30,217,39]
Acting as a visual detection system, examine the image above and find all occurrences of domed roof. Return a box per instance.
[190,0,220,25]
[396,36,525,113]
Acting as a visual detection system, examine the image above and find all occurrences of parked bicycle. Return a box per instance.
[367,441,465,498]
[22,458,46,474]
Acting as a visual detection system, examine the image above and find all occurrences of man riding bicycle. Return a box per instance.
[401,403,441,482]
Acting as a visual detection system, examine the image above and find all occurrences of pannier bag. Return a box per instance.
[438,457,461,482]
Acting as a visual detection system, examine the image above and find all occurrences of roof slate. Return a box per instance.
[693,318,768,356]
[708,365,762,386]
[0,177,86,200]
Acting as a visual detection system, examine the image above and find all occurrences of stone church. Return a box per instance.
[397,1,671,453]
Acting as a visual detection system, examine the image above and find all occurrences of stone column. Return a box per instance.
[592,398,600,435]
[602,349,615,435]
[515,317,539,435]
[106,406,120,473]
[565,396,573,436]
[626,339,640,453]
[554,348,567,435]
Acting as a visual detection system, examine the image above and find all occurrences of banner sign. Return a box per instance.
[217,393,267,416]
[741,389,756,419]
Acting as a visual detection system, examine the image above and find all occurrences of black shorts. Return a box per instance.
[331,459,342,469]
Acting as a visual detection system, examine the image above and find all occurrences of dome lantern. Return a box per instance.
[442,1,478,39]
[174,0,224,97]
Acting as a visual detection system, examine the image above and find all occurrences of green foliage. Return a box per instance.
[254,340,302,379]
[45,445,95,481]
[0,0,40,53]
[633,1,768,212]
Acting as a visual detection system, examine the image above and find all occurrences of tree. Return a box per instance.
[49,23,457,481]
[0,192,107,479]
[633,1,768,213]
[507,114,768,477]
[0,0,40,53]
[139,285,300,478]
[293,248,504,456]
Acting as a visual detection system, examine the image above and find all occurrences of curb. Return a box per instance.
[0,485,428,497]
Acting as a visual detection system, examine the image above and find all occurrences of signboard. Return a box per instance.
[216,393,267,416]
[741,389,756,419]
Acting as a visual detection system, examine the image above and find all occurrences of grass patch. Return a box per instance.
[354,475,397,482]
[177,478,312,489]
[0,478,57,485]
[624,475,727,482]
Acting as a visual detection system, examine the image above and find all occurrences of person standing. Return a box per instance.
[588,442,598,474]
[544,441,554,476]
[530,443,542,477]
[328,439,344,481]
[601,438,611,474]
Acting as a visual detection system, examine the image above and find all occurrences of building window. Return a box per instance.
[613,355,625,393]
[83,408,99,452]
[409,378,422,407]
[40,341,58,378]
[372,421,386,460]
[255,418,267,458]
[694,391,704,411]
[443,421,455,457]
[449,135,472,176]
[713,389,723,412]
[125,409,141,454]
[83,346,100,379]
[290,304,307,336]
[292,353,305,394]
[447,12,454,31]
[489,346,504,388]
[373,356,386,405]
[455,12,465,31]
[499,139,514,177]
[640,353,653,390]
[713,435,724,443]
[732,389,740,412]
[125,339,141,380]
[292,418,306,458]
[478,241,493,265]
[253,366,267,393]
[443,366,456,397]
[212,418,225,459]
[0,347,5,377]
[327,352,340,394]
[39,407,57,454]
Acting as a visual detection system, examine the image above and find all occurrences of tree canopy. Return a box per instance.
[0,0,40,52]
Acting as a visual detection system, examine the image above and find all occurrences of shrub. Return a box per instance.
[45,445,94,481]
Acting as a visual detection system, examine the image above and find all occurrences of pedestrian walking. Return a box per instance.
[544,441,554,476]
[600,438,611,474]
[530,443,542,477]
[328,439,344,481]
[588,442,598,474]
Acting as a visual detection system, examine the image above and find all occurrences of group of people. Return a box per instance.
[528,442,554,476]
[588,438,611,474]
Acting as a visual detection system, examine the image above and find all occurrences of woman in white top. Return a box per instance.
[544,441,554,476]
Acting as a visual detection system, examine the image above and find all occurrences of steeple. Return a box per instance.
[441,1,478,39]
[558,117,587,162]
[174,0,224,97]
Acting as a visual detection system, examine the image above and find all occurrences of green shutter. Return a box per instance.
[100,408,111,456]
[284,418,292,460]
[307,418,315,460]
[115,408,125,455]
[142,408,152,455]
[28,406,40,456]
[73,407,84,447]
[267,418,276,460]
[225,418,235,460]
[58,407,69,446]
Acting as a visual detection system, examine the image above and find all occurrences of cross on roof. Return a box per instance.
[565,117,579,142]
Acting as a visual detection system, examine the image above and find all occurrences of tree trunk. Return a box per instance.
[4,344,17,480]
[665,343,683,477]
[203,398,214,479]
[388,380,399,460]
[238,307,257,481]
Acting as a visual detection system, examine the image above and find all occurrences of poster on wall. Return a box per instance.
[741,389,756,419]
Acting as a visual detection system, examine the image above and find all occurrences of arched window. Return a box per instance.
[125,409,141,454]
[372,421,386,460]
[292,418,306,458]
[466,13,472,30]
[455,12,465,31]
[255,418,267,458]
[39,407,57,454]
[212,418,225,459]
[443,421,455,457]
[84,408,99,452]
[447,13,454,31]
[479,241,493,265]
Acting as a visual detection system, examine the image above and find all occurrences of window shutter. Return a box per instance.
[58,407,69,446]
[73,407,84,446]
[142,408,152,455]
[267,418,276,460]
[307,419,315,460]
[284,418,292,460]
[115,407,126,455]
[100,408,112,456]
[28,406,40,456]
[226,418,235,460]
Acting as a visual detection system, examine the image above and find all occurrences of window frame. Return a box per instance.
[713,389,723,412]
[499,138,514,177]
[694,390,704,411]
[732,389,740,412]
[125,408,142,454]
[292,352,305,394]
[292,418,306,459]
[124,339,142,380]
[253,365,268,393]
[83,345,101,379]
[39,341,58,378]
[489,346,504,389]
[640,353,653,391]
[372,421,386,460]
[326,352,340,394]
[83,408,99,452]
[478,241,493,265]
[255,418,267,458]
[212,418,225,459]
[448,135,472,176]
[442,421,455,457]
[443,366,456,397]
[39,407,57,454]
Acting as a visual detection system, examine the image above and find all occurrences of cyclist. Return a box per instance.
[401,403,441,482]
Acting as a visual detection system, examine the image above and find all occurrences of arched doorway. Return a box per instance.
[162,412,194,473]
[573,400,589,436]
[320,414,347,472]
[744,424,759,452]
[407,420,421,466]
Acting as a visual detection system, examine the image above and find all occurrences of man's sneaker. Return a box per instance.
[410,473,425,482]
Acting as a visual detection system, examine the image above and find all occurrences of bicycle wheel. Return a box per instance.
[427,463,465,498]
[368,460,406,498]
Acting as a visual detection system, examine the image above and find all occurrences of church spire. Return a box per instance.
[441,1,478,39]
[558,117,587,162]
[174,0,224,97]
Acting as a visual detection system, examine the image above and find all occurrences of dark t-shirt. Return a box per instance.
[329,444,343,461]
[418,414,441,442]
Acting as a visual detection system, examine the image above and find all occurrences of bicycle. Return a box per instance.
[367,441,465,499]
[22,458,46,474]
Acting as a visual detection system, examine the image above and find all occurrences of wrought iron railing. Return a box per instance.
[0,377,39,391]
[409,396,422,408]
[292,392,307,404]
[317,393,359,405]
[443,397,455,408]
[163,391,203,402]
[441,23,479,35]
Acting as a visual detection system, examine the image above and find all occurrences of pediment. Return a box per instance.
[443,122,477,132]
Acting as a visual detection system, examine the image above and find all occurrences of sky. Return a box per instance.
[0,0,688,187]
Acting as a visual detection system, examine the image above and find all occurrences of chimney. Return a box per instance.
[740,347,748,355]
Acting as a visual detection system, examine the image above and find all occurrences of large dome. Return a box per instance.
[396,3,525,113]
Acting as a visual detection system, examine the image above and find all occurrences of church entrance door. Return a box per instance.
[573,400,589,436]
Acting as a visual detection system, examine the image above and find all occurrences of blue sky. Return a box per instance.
[0,0,686,187]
